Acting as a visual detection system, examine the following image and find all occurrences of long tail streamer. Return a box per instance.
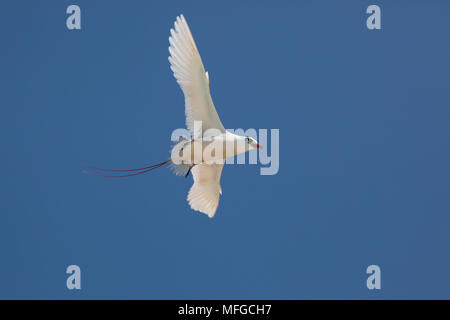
[83,160,171,178]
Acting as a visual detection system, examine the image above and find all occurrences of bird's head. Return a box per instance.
[245,136,263,151]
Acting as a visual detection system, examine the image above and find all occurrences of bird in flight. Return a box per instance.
[84,15,261,218]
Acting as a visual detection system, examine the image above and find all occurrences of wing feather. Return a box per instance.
[187,164,224,218]
[168,15,225,138]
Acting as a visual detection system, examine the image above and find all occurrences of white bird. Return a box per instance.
[84,14,261,218]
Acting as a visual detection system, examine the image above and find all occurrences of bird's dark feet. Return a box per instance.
[185,165,194,178]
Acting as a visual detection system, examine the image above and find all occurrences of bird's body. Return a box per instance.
[171,132,252,166]
[85,14,260,218]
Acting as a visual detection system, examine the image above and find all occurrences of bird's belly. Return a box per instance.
[172,139,235,165]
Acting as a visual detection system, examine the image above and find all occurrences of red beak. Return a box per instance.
[252,143,263,150]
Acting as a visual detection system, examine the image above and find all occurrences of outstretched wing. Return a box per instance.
[187,163,224,218]
[168,15,225,138]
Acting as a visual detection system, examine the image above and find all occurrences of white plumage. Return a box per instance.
[168,15,261,218]
[85,15,261,218]
[168,15,225,138]
[168,15,226,218]
[187,164,224,218]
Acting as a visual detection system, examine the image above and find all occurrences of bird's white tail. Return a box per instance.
[169,162,193,177]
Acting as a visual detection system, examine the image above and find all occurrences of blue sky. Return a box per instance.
[1,0,449,299]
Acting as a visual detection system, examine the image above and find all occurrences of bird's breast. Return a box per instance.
[171,137,242,165]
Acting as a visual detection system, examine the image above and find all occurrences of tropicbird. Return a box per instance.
[84,15,261,218]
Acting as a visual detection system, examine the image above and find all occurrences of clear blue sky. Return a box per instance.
[1,0,449,299]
